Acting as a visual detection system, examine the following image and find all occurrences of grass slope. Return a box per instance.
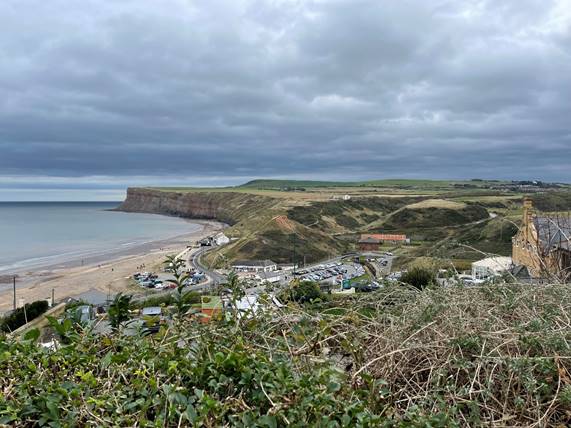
[239,178,512,190]
[142,185,571,267]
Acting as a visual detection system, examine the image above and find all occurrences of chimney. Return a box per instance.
[523,197,533,226]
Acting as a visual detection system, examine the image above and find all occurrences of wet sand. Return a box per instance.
[0,220,223,313]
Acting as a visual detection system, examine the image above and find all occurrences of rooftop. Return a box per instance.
[358,237,381,244]
[361,233,407,241]
[232,259,277,267]
[472,256,513,270]
[534,216,571,251]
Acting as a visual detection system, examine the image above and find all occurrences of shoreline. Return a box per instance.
[0,219,224,314]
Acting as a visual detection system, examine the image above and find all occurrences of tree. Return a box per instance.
[108,293,132,330]
[291,280,322,303]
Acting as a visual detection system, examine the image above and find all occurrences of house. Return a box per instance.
[358,233,408,251]
[214,233,230,246]
[472,257,513,280]
[234,295,285,318]
[198,238,211,247]
[200,296,223,323]
[278,263,298,271]
[232,259,278,273]
[358,236,381,251]
[512,197,571,282]
[141,306,162,317]
[256,271,283,284]
[510,264,533,283]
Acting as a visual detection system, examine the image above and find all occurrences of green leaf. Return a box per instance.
[259,414,277,428]
[23,328,40,342]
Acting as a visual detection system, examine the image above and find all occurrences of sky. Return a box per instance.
[1,0,570,201]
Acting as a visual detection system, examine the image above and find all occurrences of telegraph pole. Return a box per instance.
[13,276,16,310]
[292,233,297,275]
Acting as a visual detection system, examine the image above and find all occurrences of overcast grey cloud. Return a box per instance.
[0,0,570,199]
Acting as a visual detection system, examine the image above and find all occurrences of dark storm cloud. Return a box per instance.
[0,0,570,195]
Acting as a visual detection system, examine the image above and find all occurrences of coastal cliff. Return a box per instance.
[116,187,278,226]
[116,187,346,264]
[115,186,504,266]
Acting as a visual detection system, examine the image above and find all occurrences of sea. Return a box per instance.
[0,202,200,274]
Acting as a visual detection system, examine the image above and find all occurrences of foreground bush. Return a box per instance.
[0,300,49,333]
[0,323,385,426]
[400,266,436,289]
[2,283,571,426]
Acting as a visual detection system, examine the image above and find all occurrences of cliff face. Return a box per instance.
[116,188,277,226]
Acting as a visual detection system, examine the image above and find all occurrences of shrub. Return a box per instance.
[291,280,323,303]
[0,300,49,333]
[132,292,201,309]
[401,266,436,290]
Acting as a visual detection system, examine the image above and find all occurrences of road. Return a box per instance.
[130,245,224,305]
[188,245,226,285]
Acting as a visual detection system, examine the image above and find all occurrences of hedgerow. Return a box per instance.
[0,300,49,333]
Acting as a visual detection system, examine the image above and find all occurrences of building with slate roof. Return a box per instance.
[231,260,278,273]
[512,197,571,282]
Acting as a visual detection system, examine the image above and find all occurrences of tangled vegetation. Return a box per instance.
[2,283,571,426]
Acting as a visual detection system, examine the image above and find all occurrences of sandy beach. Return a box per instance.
[0,220,223,314]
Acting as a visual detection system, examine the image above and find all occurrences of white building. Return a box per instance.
[256,271,283,284]
[214,233,230,246]
[472,257,513,280]
[232,260,278,273]
[234,294,285,318]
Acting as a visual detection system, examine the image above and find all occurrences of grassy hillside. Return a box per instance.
[383,203,489,230]
[531,191,571,211]
[239,178,514,190]
[286,197,421,231]
[125,183,571,268]
[240,179,349,189]
[217,194,504,265]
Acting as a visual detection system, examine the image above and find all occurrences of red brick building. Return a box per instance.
[358,233,408,251]
[358,236,381,251]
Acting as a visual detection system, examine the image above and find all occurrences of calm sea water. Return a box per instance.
[0,202,199,273]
